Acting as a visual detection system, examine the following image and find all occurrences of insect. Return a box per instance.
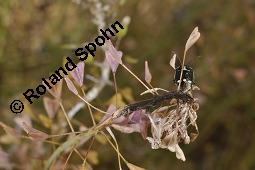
[121,64,196,116]
[173,65,194,93]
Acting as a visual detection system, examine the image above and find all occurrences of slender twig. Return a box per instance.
[113,73,118,108]
[81,89,96,126]
[121,64,153,93]
[59,102,75,133]
[82,136,96,168]
[106,127,123,170]
[63,148,75,170]
[101,132,128,164]
[177,50,187,91]
[77,95,108,114]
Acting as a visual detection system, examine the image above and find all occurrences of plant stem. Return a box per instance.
[77,95,108,114]
[59,102,75,133]
[121,64,155,94]
[81,89,96,126]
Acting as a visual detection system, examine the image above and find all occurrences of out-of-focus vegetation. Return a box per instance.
[1,0,255,170]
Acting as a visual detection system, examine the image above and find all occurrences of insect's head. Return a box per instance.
[173,65,194,87]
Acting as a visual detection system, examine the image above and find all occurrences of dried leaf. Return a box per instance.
[144,61,152,84]
[185,27,200,54]
[19,122,49,141]
[64,77,78,95]
[43,97,59,119]
[170,54,176,69]
[70,62,85,87]
[105,40,123,73]
[126,162,146,170]
[45,79,63,99]
[174,144,186,161]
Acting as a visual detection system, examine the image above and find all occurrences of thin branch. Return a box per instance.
[82,89,96,126]
[60,102,75,133]
[77,94,108,114]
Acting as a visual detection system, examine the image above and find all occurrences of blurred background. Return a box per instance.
[1,0,255,169]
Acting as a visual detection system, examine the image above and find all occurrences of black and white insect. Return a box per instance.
[173,65,194,93]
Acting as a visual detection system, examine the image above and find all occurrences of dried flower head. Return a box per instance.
[146,99,199,161]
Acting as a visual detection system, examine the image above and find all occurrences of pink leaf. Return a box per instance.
[129,110,150,139]
[64,77,78,95]
[70,62,85,87]
[144,61,152,84]
[43,97,59,119]
[18,122,49,141]
[105,40,123,73]
[104,109,150,139]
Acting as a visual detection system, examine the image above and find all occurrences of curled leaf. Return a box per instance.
[144,61,152,84]
[64,77,78,95]
[105,40,123,73]
[70,61,85,87]
[43,97,59,119]
[185,27,200,54]
[170,54,176,69]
